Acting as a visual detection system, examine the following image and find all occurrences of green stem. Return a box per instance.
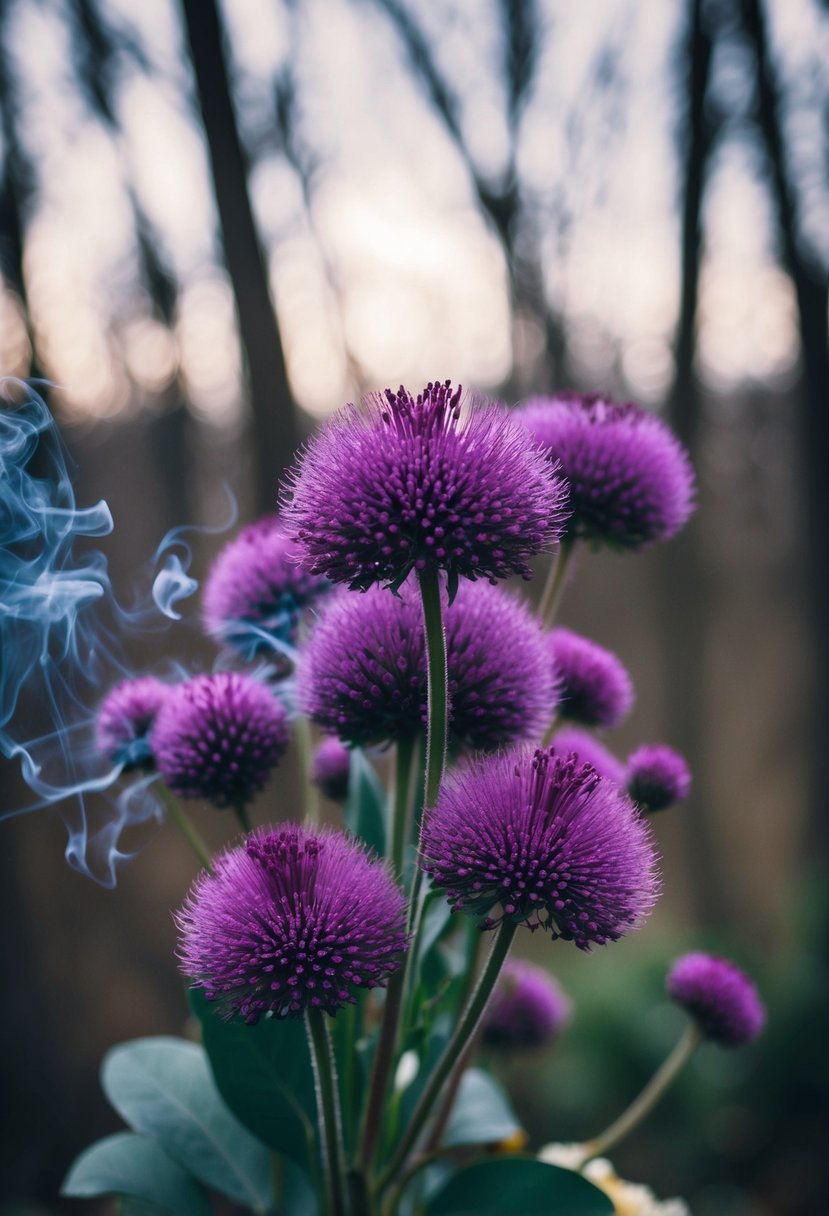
[306,1007,347,1216]
[417,565,448,810]
[538,538,575,627]
[233,798,251,834]
[269,1152,283,1215]
[155,782,214,874]
[295,714,320,826]
[390,735,418,878]
[582,1022,703,1161]
[378,919,517,1193]
[357,966,406,1174]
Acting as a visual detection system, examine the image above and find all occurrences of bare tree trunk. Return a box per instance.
[659,0,727,924]
[178,0,301,509]
[741,0,829,876]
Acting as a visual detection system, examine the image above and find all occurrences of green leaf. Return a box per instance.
[344,749,386,856]
[425,1157,615,1216]
[188,988,317,1170]
[442,1070,522,1148]
[101,1037,272,1211]
[61,1132,210,1216]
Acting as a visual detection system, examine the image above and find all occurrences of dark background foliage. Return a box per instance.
[1,1,828,1214]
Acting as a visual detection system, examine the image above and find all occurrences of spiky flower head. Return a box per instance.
[483,959,572,1050]
[420,748,659,949]
[550,627,634,730]
[284,381,568,592]
[298,580,554,750]
[152,672,289,808]
[176,825,408,1021]
[202,516,329,661]
[312,737,351,802]
[626,744,691,813]
[667,953,765,1047]
[515,393,694,552]
[551,727,625,785]
[96,676,170,770]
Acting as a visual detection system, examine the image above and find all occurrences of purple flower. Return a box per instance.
[667,953,765,1047]
[152,673,290,808]
[550,628,633,730]
[312,737,351,802]
[420,748,659,949]
[551,727,625,786]
[202,516,329,660]
[298,580,554,750]
[626,744,691,813]
[515,393,694,552]
[284,381,568,592]
[96,676,170,770]
[483,958,572,1050]
[176,825,408,1020]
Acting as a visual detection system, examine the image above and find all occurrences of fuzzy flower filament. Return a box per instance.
[177,825,408,1021]
[284,381,568,592]
[421,748,659,948]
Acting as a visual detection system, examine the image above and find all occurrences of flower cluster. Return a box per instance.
[549,627,633,730]
[96,676,170,769]
[483,959,571,1050]
[667,953,765,1047]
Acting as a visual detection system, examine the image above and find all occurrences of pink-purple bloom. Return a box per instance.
[550,627,634,730]
[551,727,625,786]
[667,953,765,1047]
[96,676,170,770]
[626,744,691,813]
[202,516,329,660]
[515,393,694,552]
[312,736,351,802]
[284,381,568,592]
[176,825,408,1020]
[298,580,554,750]
[420,748,659,949]
[483,958,572,1050]
[152,672,290,808]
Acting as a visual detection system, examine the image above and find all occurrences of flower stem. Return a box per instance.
[295,713,320,826]
[581,1022,703,1161]
[357,966,406,1175]
[540,712,560,749]
[538,538,575,627]
[233,798,251,834]
[390,735,418,878]
[378,918,517,1193]
[155,782,214,874]
[417,565,448,810]
[306,1007,347,1216]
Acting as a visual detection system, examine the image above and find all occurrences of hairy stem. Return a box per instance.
[378,918,517,1193]
[582,1022,703,1161]
[306,1007,347,1216]
[155,782,214,874]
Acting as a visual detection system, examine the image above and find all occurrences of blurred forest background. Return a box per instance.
[1,0,828,1214]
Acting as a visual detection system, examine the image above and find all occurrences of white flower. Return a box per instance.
[538,1144,690,1216]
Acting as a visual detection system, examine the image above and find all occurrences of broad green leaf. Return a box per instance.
[425,1158,615,1216]
[344,749,386,855]
[189,988,317,1170]
[102,1037,272,1211]
[442,1069,522,1148]
[61,1132,210,1216]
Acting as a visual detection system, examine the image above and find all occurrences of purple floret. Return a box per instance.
[203,515,329,660]
[483,958,572,1050]
[312,737,351,802]
[297,580,555,750]
[176,824,408,1020]
[421,748,659,949]
[667,953,765,1047]
[626,744,691,813]
[550,627,634,730]
[515,393,694,552]
[284,381,568,591]
[152,672,290,808]
[96,676,170,769]
[551,727,625,786]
